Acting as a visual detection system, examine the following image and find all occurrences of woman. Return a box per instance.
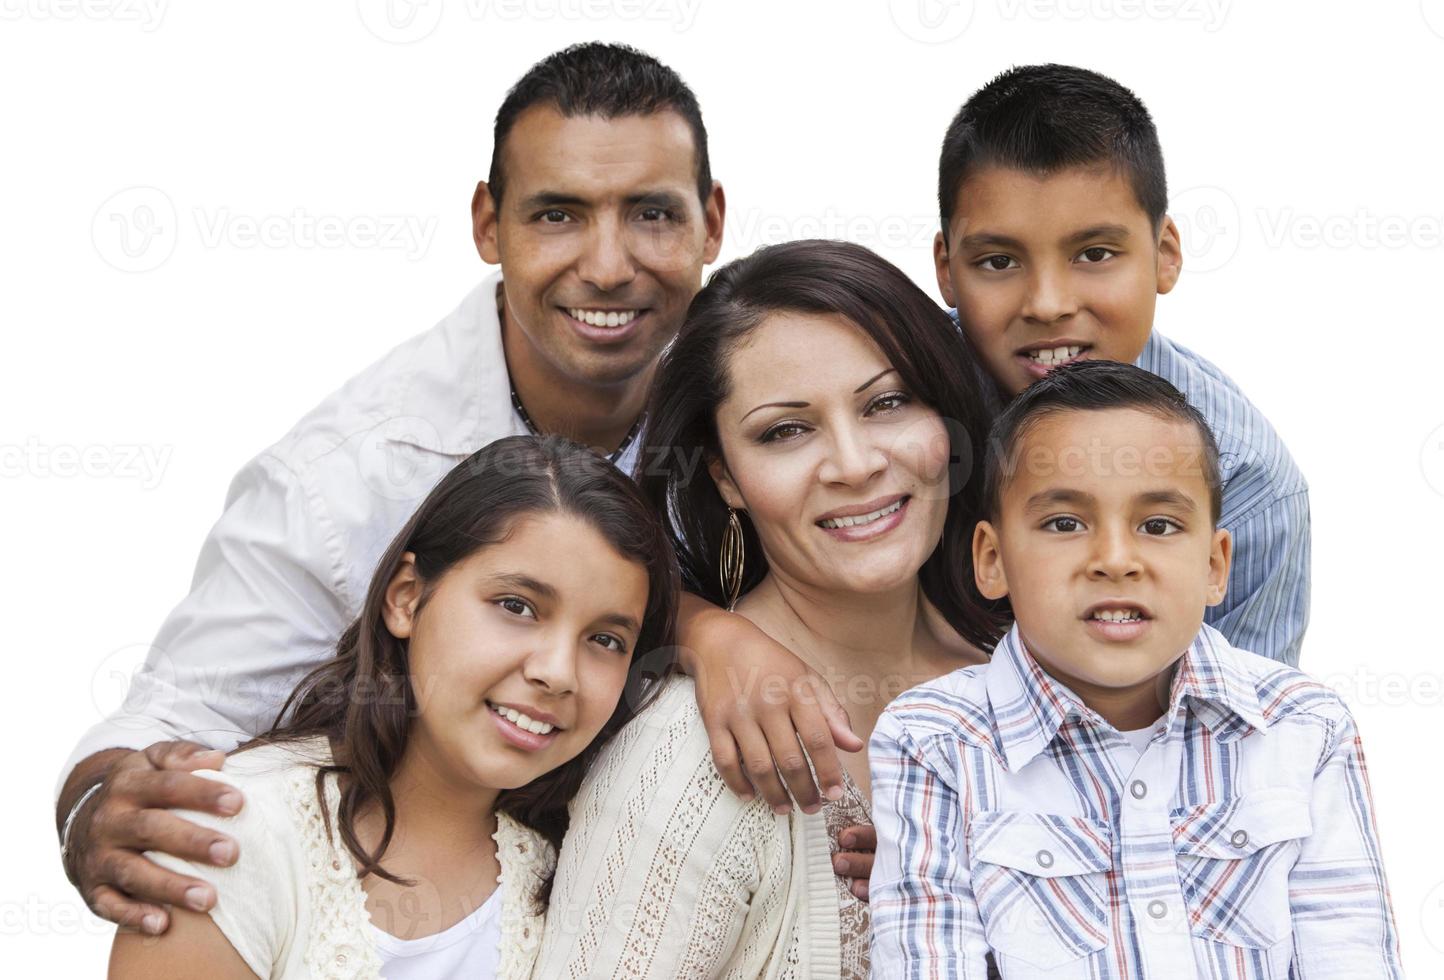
[532,240,1006,978]
[108,435,679,979]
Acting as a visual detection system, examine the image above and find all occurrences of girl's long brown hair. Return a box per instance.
[242,435,679,902]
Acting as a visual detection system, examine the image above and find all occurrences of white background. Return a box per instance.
[3,0,1442,973]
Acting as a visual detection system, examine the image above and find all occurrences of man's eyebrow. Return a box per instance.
[1136,489,1197,511]
[855,368,898,393]
[624,191,687,209]
[957,231,1024,252]
[493,573,558,600]
[740,401,808,423]
[1023,488,1095,512]
[518,191,591,211]
[1063,223,1132,246]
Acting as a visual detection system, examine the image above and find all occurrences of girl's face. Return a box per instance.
[709,311,953,598]
[384,511,650,793]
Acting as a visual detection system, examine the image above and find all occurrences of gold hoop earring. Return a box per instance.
[720,507,745,612]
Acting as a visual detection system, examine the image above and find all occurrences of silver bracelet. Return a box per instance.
[59,780,105,873]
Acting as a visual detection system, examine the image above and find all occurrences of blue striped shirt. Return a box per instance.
[868,624,1401,979]
[1136,331,1311,666]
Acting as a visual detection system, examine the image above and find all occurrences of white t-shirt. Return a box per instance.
[370,888,502,980]
[1118,716,1167,756]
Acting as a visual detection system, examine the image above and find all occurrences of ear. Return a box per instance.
[472,180,501,266]
[1205,527,1232,607]
[972,520,1010,601]
[706,454,745,510]
[1155,214,1182,296]
[701,180,726,266]
[933,229,958,309]
[382,552,424,639]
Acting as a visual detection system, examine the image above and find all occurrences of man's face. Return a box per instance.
[475,106,724,388]
[935,165,1182,398]
[972,408,1230,718]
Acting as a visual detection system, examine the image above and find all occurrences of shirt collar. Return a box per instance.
[385,270,520,456]
[984,622,1269,771]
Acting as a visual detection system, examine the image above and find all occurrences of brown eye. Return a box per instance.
[498,597,536,618]
[1045,516,1082,533]
[1141,517,1179,536]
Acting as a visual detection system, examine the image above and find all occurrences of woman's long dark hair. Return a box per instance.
[637,239,1006,651]
[248,435,679,902]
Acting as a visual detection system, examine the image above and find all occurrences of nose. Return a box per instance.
[818,419,888,488]
[576,216,637,293]
[1086,521,1143,582]
[1020,264,1079,324]
[521,629,579,697]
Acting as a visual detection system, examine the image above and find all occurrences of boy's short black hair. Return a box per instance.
[939,64,1167,237]
[488,43,711,208]
[982,360,1222,525]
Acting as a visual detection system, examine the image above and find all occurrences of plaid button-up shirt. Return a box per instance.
[869,624,1401,979]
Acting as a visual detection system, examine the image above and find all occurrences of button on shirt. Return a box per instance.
[58,273,643,794]
[868,624,1401,979]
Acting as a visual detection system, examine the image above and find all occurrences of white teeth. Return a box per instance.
[1090,609,1143,622]
[489,702,555,735]
[567,308,639,328]
[1026,345,1083,365]
[819,498,904,530]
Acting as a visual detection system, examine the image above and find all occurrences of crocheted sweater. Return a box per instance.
[147,737,552,979]
[533,676,861,978]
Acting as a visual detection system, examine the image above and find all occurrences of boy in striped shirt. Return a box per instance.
[869,361,1400,978]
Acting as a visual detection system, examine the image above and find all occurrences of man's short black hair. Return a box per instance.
[938,64,1167,238]
[488,43,711,208]
[982,360,1222,525]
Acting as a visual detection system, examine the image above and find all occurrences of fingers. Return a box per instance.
[814,680,865,753]
[758,711,820,814]
[115,806,239,868]
[731,726,791,813]
[86,883,170,935]
[100,849,216,914]
[850,878,870,902]
[144,739,227,773]
[839,824,876,852]
[789,694,845,806]
[112,765,243,820]
[706,729,755,801]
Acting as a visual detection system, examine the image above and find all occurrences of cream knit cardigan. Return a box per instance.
[532,676,845,978]
[148,737,552,979]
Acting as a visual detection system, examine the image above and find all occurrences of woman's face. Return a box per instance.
[710,311,953,598]
[385,511,650,793]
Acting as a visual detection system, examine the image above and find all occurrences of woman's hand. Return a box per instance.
[678,593,864,814]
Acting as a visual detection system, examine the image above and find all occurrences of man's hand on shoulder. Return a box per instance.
[59,740,244,935]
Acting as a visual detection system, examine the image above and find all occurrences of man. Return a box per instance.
[57,43,866,936]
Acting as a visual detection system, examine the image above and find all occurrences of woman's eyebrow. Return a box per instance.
[492,572,557,599]
[855,368,898,393]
